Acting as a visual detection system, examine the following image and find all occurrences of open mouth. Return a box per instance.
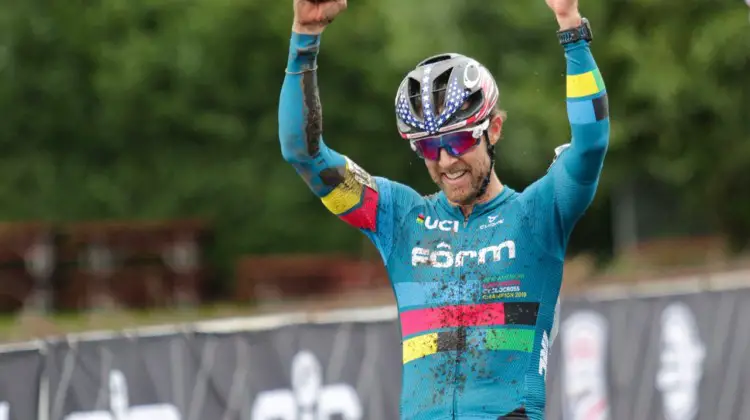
[442,170,468,184]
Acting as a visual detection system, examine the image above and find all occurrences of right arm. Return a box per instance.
[278,32,380,232]
[279,1,424,265]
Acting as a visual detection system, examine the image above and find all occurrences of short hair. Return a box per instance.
[490,107,507,123]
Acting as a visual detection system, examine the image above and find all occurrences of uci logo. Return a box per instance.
[417,215,459,232]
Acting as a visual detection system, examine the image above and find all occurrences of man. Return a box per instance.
[278,0,609,418]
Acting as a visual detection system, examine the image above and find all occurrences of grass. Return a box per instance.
[0,288,398,344]
[0,303,262,344]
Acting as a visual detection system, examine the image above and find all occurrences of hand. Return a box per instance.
[545,0,582,29]
[293,0,347,34]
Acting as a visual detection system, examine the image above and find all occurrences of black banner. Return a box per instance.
[0,345,42,420]
[41,320,403,420]
[547,287,750,420]
[44,334,186,420]
[3,281,750,419]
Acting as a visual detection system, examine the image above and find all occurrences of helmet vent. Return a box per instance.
[432,70,452,114]
[417,53,458,67]
[407,77,423,119]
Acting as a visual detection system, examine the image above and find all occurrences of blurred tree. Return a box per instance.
[0,0,746,289]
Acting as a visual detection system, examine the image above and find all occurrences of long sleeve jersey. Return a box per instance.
[278,31,609,420]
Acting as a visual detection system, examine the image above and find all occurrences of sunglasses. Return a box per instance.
[410,119,490,161]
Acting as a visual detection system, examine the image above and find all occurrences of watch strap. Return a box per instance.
[557,17,593,45]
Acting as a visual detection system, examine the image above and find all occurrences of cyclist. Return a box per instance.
[278,0,609,418]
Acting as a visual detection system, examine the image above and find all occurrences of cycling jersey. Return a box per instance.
[278,32,609,420]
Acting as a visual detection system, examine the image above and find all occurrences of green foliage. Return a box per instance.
[0,0,748,285]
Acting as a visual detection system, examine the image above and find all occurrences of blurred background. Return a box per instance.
[0,0,748,417]
[0,0,747,338]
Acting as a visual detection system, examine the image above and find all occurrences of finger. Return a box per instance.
[321,2,345,16]
[311,0,346,7]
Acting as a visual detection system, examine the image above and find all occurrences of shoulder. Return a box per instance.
[547,143,572,172]
[509,178,554,220]
[513,143,572,204]
[373,177,429,215]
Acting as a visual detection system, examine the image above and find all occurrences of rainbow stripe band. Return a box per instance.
[402,327,536,364]
[321,165,365,215]
[338,186,378,230]
[400,301,539,338]
[320,158,379,231]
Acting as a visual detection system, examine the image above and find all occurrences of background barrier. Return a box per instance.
[0,270,749,420]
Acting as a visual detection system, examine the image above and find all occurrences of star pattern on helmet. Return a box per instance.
[396,76,471,135]
[396,94,423,130]
[436,78,471,128]
[421,66,435,132]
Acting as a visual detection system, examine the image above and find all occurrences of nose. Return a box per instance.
[437,148,459,169]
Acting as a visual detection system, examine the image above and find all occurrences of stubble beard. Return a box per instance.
[434,166,487,206]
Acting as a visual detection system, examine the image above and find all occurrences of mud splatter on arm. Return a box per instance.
[278,32,379,231]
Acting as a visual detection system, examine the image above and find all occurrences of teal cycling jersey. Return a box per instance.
[278,32,609,420]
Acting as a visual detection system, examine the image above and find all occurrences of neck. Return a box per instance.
[456,172,504,217]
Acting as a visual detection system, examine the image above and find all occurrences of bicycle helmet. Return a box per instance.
[395,53,499,140]
[395,53,501,201]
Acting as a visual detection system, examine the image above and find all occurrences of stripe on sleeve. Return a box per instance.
[339,186,378,231]
[593,94,609,121]
[567,93,609,124]
[567,68,605,98]
[320,158,379,231]
[321,171,363,214]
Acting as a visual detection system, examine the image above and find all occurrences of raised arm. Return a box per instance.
[278,0,428,267]
[278,0,381,232]
[527,7,611,255]
[557,21,609,187]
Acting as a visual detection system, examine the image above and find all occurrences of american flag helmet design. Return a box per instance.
[395,53,499,141]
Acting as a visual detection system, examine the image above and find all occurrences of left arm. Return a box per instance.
[551,22,610,224]
[528,12,611,256]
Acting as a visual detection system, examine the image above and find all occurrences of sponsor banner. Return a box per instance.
[43,334,188,420]
[41,321,402,420]
[2,285,750,420]
[0,346,42,420]
[548,288,750,420]
[196,321,403,420]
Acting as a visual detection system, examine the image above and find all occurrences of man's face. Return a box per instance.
[423,115,503,205]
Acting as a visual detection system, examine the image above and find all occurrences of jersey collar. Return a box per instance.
[437,185,516,220]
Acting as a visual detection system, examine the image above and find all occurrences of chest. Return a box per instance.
[410,210,520,270]
[398,206,544,305]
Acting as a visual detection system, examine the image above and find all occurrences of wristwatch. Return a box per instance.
[557,17,593,45]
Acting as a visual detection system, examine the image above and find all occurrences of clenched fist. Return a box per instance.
[293,0,347,34]
[545,0,582,29]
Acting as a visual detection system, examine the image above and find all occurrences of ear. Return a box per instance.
[487,114,504,146]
